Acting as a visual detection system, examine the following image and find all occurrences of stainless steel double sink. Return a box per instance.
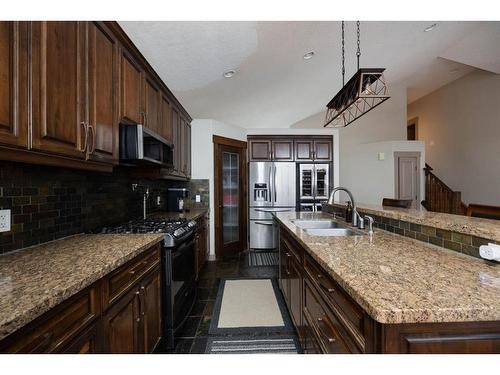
[291,219,365,237]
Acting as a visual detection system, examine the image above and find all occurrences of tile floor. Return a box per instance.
[164,251,298,354]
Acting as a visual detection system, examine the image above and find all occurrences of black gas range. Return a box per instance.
[100,216,198,350]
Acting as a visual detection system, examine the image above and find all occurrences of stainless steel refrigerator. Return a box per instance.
[298,163,330,213]
[249,162,296,249]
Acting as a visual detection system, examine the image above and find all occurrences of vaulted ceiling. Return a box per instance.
[119,21,500,128]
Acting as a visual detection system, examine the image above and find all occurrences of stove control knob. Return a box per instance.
[187,221,196,228]
[173,228,184,237]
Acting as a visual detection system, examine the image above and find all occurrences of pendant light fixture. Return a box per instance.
[324,21,390,128]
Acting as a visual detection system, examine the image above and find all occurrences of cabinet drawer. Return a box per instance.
[281,230,302,263]
[103,244,161,308]
[0,285,100,353]
[303,278,354,353]
[304,254,365,348]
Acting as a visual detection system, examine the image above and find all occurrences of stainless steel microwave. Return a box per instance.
[119,124,174,167]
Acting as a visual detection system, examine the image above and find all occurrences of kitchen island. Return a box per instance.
[273,211,500,353]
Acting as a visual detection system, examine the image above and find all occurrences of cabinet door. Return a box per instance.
[142,269,162,353]
[143,75,161,134]
[61,323,100,354]
[249,140,271,161]
[0,22,29,148]
[272,140,294,161]
[87,21,119,164]
[160,94,173,143]
[289,256,302,329]
[313,140,332,161]
[103,287,142,354]
[31,21,87,159]
[185,121,191,178]
[120,49,143,124]
[171,106,181,173]
[295,140,314,162]
[279,241,291,307]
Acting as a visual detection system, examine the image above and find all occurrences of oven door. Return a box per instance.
[164,235,196,330]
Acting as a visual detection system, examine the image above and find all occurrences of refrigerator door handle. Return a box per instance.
[312,165,316,200]
[268,164,272,202]
[274,164,277,202]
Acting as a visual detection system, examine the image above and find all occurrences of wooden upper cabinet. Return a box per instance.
[143,75,161,134]
[314,140,332,161]
[120,49,143,124]
[171,107,182,174]
[272,140,294,161]
[0,22,29,149]
[87,22,119,164]
[249,140,271,161]
[160,94,173,143]
[183,120,191,177]
[31,22,87,159]
[295,140,314,161]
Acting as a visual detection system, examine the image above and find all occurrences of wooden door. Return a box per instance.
[31,21,87,158]
[0,22,29,148]
[214,136,248,259]
[103,287,142,354]
[120,49,143,124]
[141,269,162,353]
[160,94,173,143]
[272,140,294,161]
[313,140,332,161]
[87,22,119,164]
[249,139,271,161]
[395,153,420,208]
[143,75,161,134]
[295,140,314,162]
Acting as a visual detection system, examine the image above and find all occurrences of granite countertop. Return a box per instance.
[273,211,500,324]
[0,233,164,341]
[328,202,500,242]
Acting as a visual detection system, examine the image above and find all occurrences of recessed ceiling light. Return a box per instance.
[223,70,236,78]
[303,51,315,60]
[424,23,437,32]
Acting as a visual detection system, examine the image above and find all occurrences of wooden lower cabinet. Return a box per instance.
[0,243,162,354]
[195,215,208,278]
[278,227,500,354]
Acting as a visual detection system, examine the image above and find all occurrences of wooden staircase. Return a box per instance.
[421,164,467,215]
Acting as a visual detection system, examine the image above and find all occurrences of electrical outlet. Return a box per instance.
[195,194,201,203]
[156,196,161,206]
[0,209,11,233]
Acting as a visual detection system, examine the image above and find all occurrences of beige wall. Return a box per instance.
[407,70,500,206]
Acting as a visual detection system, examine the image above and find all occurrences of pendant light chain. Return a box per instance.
[356,21,361,70]
[341,21,345,86]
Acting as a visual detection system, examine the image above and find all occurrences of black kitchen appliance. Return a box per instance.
[100,216,197,350]
[167,188,190,212]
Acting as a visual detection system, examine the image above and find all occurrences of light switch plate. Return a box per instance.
[0,209,11,232]
[378,152,385,161]
[195,194,201,203]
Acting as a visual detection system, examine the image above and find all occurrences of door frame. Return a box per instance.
[213,135,248,259]
[394,151,421,208]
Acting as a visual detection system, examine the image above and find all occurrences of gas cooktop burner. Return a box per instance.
[100,217,197,248]
[101,217,188,235]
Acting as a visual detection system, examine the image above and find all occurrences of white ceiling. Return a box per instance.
[119,21,500,129]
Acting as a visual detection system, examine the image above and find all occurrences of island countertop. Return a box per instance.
[273,211,500,324]
[326,201,500,243]
[0,233,164,341]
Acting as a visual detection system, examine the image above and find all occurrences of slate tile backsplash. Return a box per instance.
[0,161,186,254]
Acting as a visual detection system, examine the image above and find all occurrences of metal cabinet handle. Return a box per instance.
[129,270,136,275]
[317,317,336,343]
[79,122,88,152]
[316,274,335,293]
